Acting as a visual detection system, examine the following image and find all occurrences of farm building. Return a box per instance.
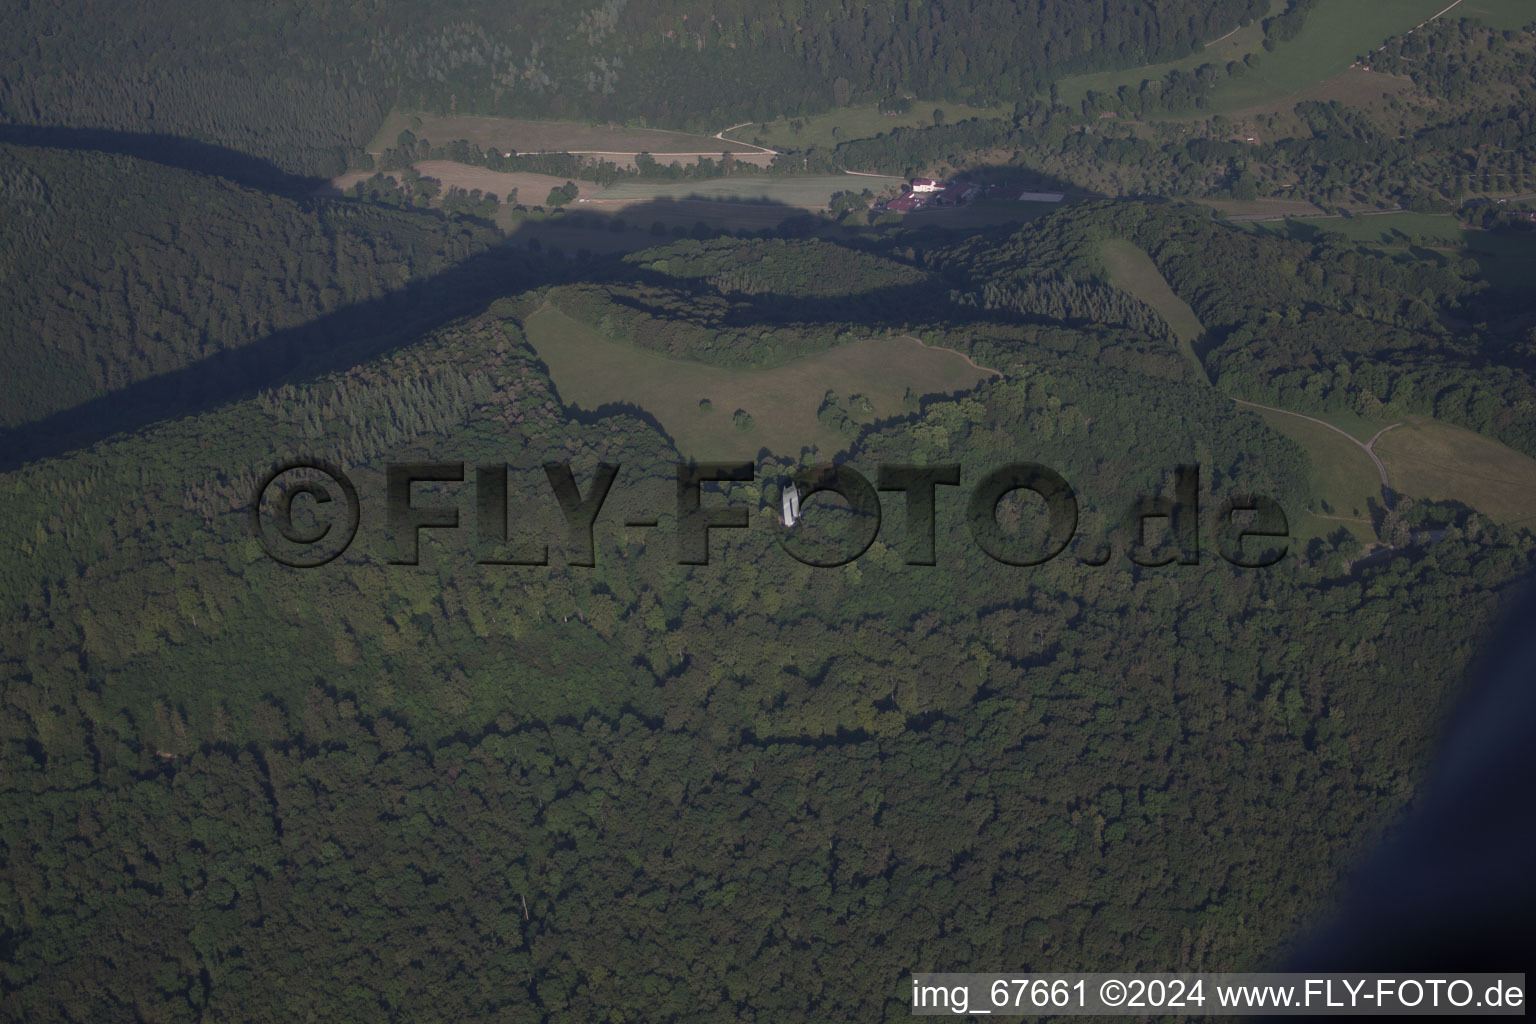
[927,183,964,205]
[884,194,924,212]
[910,178,942,193]
[933,181,974,206]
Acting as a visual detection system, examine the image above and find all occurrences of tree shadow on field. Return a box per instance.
[0,132,1087,472]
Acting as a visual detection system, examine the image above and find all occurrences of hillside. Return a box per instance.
[4,2,1536,1010]
[7,231,1531,1015]
[739,14,1536,221]
[0,145,504,434]
[2,0,1269,175]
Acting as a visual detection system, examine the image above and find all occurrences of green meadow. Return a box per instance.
[724,101,1006,154]
[589,174,902,209]
[1057,0,1464,117]
[368,111,760,156]
[1245,212,1536,292]
[1055,18,1269,110]
[1242,407,1386,545]
[1376,416,1536,526]
[522,304,996,459]
[1098,239,1207,376]
[1457,0,1536,30]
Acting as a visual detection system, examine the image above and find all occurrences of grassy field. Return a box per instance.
[328,162,882,230]
[327,163,609,234]
[368,111,764,158]
[328,163,601,206]
[416,162,604,202]
[1221,68,1416,129]
[1258,211,1466,244]
[1055,18,1269,110]
[1098,239,1207,376]
[1202,197,1330,218]
[1057,0,1461,119]
[1238,405,1536,544]
[1458,0,1536,29]
[1375,416,1536,525]
[1297,409,1394,446]
[1203,0,1460,115]
[1245,407,1383,545]
[522,305,995,459]
[723,101,1007,154]
[589,174,902,208]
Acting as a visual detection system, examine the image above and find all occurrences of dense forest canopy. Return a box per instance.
[927,203,1536,457]
[2,0,1269,174]
[4,190,1535,1017]
[5,262,1529,1019]
[729,18,1536,214]
[3,0,1535,1018]
[0,146,505,431]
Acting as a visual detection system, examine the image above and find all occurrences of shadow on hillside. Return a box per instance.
[0,177,1085,472]
[598,272,993,334]
[0,124,328,193]
[945,163,1089,199]
[0,242,553,472]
